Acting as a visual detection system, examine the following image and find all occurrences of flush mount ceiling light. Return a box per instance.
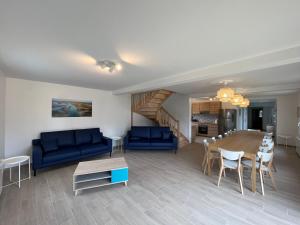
[216,80,235,102]
[97,60,122,73]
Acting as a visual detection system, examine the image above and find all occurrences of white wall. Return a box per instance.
[5,78,131,157]
[276,94,298,146]
[132,112,156,126]
[297,92,300,137]
[162,93,191,141]
[0,70,5,159]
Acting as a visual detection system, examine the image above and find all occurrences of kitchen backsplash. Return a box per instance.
[192,114,218,124]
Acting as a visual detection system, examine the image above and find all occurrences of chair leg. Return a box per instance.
[203,157,208,175]
[240,166,244,184]
[269,170,277,191]
[202,152,207,170]
[223,168,226,177]
[217,167,223,187]
[272,161,277,172]
[238,169,244,195]
[211,158,215,168]
[259,170,264,196]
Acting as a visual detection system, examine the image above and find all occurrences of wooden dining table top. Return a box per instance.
[209,130,264,158]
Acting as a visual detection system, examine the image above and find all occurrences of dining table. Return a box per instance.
[207,130,264,192]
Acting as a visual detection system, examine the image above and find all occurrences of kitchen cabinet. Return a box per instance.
[209,101,221,114]
[192,124,198,142]
[192,103,200,114]
[200,102,210,112]
[192,101,221,115]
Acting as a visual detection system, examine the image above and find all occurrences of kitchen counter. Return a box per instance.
[192,122,219,137]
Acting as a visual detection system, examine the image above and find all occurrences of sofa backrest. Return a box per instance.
[41,130,75,151]
[131,126,151,139]
[74,128,102,145]
[130,126,171,139]
[150,127,171,139]
[40,128,103,152]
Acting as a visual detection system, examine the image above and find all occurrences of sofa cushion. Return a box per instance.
[91,133,102,144]
[41,130,75,148]
[43,147,80,163]
[150,128,162,139]
[41,139,58,152]
[151,139,174,147]
[79,143,109,155]
[131,127,150,139]
[129,136,140,141]
[162,131,171,140]
[75,130,92,145]
[151,138,172,143]
[127,139,150,147]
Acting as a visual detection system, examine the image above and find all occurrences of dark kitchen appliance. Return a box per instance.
[198,125,208,135]
[220,109,237,134]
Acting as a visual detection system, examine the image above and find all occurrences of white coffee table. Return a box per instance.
[2,156,31,188]
[73,157,128,195]
[110,136,123,152]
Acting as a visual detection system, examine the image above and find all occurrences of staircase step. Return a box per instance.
[149,99,164,104]
[158,90,173,95]
[143,102,160,108]
[153,93,169,100]
[139,107,160,112]
[139,111,157,116]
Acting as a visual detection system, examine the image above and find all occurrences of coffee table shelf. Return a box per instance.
[73,157,128,195]
[74,171,111,183]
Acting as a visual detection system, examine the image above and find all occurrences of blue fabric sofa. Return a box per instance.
[123,126,178,153]
[32,128,112,175]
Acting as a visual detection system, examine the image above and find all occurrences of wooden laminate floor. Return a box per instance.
[1,144,300,225]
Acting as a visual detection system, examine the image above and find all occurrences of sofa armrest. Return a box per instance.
[171,134,178,149]
[123,131,132,147]
[32,139,43,170]
[102,136,112,152]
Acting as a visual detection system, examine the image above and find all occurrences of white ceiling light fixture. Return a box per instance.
[97,60,122,73]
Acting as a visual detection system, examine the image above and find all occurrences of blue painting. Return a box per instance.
[52,99,92,117]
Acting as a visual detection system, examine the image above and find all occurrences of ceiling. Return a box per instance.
[0,0,300,96]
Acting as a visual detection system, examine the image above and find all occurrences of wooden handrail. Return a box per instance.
[156,107,180,139]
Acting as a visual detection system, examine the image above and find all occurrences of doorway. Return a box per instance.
[249,107,263,130]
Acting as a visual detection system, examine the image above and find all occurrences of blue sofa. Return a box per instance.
[123,126,178,153]
[32,128,112,175]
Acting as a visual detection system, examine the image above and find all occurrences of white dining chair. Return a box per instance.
[264,132,273,138]
[211,137,216,143]
[242,152,276,195]
[218,135,223,139]
[217,148,245,194]
[224,132,228,137]
[262,139,273,145]
[202,139,220,174]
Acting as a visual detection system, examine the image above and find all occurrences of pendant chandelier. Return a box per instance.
[239,98,250,107]
[231,94,244,106]
[216,80,250,107]
[216,80,235,102]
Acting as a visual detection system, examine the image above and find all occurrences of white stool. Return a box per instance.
[277,135,291,149]
[2,156,31,188]
[110,136,123,152]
